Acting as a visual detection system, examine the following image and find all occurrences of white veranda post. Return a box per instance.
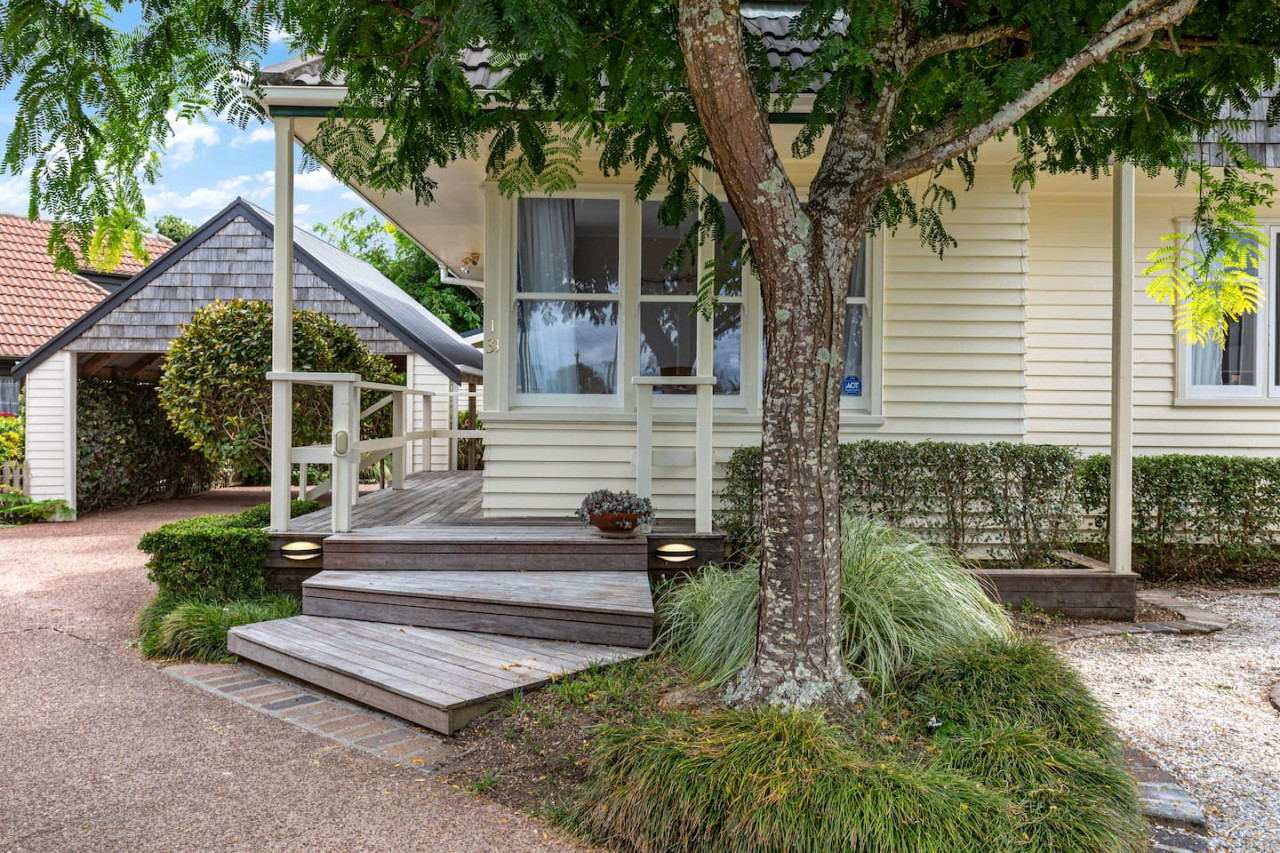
[269,116,296,533]
[1110,162,1135,574]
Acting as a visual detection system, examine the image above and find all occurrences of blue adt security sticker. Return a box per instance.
[842,376,862,396]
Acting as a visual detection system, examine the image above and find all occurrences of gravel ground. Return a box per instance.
[0,489,591,853]
[1060,593,1280,853]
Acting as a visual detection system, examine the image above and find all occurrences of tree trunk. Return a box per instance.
[678,0,868,707]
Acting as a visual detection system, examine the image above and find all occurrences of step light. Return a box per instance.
[281,541,323,561]
[655,542,697,564]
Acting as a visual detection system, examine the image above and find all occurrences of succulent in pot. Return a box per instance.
[577,489,655,536]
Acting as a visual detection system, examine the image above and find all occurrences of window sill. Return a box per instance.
[1174,396,1280,407]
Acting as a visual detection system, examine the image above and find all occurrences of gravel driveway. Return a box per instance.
[1060,592,1280,853]
[0,489,590,853]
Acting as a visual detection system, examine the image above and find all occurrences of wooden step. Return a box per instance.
[302,570,655,648]
[322,525,648,572]
[227,616,646,734]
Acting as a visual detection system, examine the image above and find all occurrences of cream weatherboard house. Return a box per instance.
[253,44,1280,583]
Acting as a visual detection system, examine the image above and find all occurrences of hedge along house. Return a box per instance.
[12,197,483,518]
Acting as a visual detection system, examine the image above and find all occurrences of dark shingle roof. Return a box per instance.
[13,198,482,382]
[258,6,826,94]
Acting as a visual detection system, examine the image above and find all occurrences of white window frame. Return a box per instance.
[509,188,631,409]
[1176,220,1275,403]
[494,183,882,418]
[840,234,884,416]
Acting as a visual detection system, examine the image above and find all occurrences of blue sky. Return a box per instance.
[0,22,362,235]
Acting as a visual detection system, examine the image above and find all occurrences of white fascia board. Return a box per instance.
[259,85,350,109]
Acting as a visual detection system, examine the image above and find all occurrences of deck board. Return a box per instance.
[288,470,484,533]
[227,616,647,733]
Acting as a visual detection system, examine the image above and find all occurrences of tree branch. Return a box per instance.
[882,0,1199,184]
[905,24,1032,75]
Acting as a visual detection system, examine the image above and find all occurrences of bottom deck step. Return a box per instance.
[227,615,646,734]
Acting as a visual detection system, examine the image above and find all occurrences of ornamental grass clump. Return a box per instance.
[657,513,1010,691]
[564,708,1015,853]
[137,591,301,661]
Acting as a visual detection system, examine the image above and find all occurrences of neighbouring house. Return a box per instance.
[254,30,1280,552]
[0,213,172,416]
[12,197,482,516]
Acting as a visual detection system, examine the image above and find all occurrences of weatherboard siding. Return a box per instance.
[477,170,1029,519]
[24,351,76,513]
[1025,182,1280,455]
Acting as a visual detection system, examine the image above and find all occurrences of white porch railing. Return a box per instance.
[268,371,447,533]
[633,375,716,534]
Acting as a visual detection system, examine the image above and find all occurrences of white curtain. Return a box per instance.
[517,198,578,393]
[1190,340,1224,386]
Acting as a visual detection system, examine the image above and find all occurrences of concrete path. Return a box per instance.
[0,489,589,853]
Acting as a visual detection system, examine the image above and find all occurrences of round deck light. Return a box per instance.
[655,543,697,563]
[280,541,323,561]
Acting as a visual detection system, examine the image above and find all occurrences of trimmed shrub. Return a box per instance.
[1077,453,1280,580]
[657,514,1010,691]
[137,590,301,661]
[566,708,1015,853]
[717,440,1080,563]
[235,499,323,529]
[77,378,214,513]
[138,500,320,598]
[139,514,272,599]
[159,299,401,476]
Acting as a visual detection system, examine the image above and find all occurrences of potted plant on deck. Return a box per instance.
[577,489,655,537]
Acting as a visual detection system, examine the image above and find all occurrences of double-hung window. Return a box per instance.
[842,243,871,410]
[637,200,744,397]
[514,197,621,402]
[1180,226,1276,401]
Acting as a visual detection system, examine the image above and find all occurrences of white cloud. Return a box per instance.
[165,112,220,168]
[229,126,275,149]
[254,166,342,194]
[0,174,29,213]
[294,203,311,215]
[340,190,362,203]
[144,173,267,216]
[268,25,290,44]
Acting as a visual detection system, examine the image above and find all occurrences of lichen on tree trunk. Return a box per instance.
[679,0,871,708]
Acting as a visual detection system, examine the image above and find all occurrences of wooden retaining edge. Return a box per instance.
[1040,589,1230,645]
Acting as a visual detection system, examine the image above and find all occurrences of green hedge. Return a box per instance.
[1077,454,1280,579]
[718,441,1280,578]
[138,499,322,599]
[78,378,215,513]
[718,441,1079,565]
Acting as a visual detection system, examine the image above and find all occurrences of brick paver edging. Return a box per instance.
[163,662,449,767]
[1040,589,1228,645]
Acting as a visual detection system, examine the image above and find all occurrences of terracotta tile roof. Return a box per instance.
[0,214,173,359]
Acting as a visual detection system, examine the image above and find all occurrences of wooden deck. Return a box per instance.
[246,468,727,735]
[227,616,647,734]
[289,470,484,533]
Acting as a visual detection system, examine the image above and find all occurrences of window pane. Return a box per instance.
[1190,313,1257,387]
[842,303,865,398]
[516,300,618,394]
[848,239,867,299]
[641,201,697,295]
[715,203,745,297]
[0,377,18,415]
[517,198,619,294]
[639,302,699,392]
[713,303,742,395]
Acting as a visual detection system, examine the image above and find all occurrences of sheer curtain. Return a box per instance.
[517,198,578,393]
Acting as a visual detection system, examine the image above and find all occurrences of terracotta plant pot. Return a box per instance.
[589,512,642,537]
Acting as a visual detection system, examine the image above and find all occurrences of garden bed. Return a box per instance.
[971,566,1138,620]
